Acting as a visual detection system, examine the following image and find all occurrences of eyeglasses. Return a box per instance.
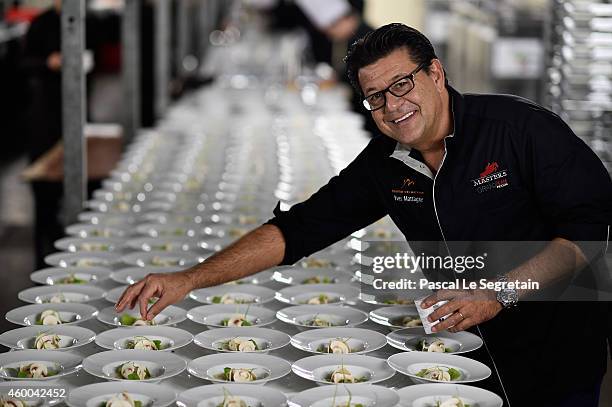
[362,62,428,111]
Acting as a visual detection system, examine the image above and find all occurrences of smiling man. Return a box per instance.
[116,23,612,406]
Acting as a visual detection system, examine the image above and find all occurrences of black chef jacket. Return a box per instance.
[267,85,612,405]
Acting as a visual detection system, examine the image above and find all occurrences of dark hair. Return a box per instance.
[344,23,446,94]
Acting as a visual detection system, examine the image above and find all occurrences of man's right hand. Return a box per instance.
[114,271,196,322]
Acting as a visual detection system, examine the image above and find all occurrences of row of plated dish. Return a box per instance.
[1,76,503,406]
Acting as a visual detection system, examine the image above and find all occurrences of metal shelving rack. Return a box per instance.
[544,0,612,173]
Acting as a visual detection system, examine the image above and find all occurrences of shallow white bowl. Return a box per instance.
[386,327,483,354]
[135,222,198,238]
[177,383,287,407]
[54,237,124,252]
[275,283,360,305]
[95,326,193,352]
[110,266,182,285]
[289,384,399,407]
[292,354,395,385]
[125,236,210,253]
[189,284,276,305]
[43,252,118,268]
[397,383,503,407]
[83,349,186,382]
[291,327,387,355]
[187,304,276,328]
[6,303,98,327]
[65,223,131,238]
[0,350,81,381]
[276,305,368,329]
[369,305,423,330]
[187,353,291,384]
[31,267,112,285]
[18,284,106,304]
[0,325,95,351]
[119,251,205,268]
[272,267,354,285]
[194,327,290,353]
[387,352,491,384]
[66,382,176,407]
[97,305,187,327]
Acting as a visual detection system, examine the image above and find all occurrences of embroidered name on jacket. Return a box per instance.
[392,177,425,203]
[471,161,509,193]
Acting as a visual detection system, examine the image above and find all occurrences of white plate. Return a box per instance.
[178,383,287,407]
[187,304,276,328]
[0,350,81,381]
[97,305,187,327]
[31,267,112,285]
[66,382,176,407]
[222,270,274,285]
[110,266,182,285]
[291,327,387,355]
[298,252,355,270]
[276,305,368,329]
[397,383,503,407]
[200,225,255,241]
[125,237,210,253]
[272,267,354,285]
[292,354,395,385]
[54,237,124,252]
[77,212,137,225]
[83,350,186,382]
[105,286,132,304]
[386,328,484,354]
[387,352,492,384]
[187,353,291,384]
[0,325,95,351]
[289,384,399,407]
[65,223,131,238]
[369,305,423,329]
[95,326,193,352]
[0,380,65,405]
[135,222,198,238]
[18,285,106,304]
[43,252,118,268]
[189,284,276,305]
[194,327,290,353]
[6,303,98,327]
[275,284,360,305]
[119,251,205,267]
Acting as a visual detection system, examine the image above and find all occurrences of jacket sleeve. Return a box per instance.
[525,108,612,259]
[266,138,388,265]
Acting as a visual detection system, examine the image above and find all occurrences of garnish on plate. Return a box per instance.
[415,366,461,381]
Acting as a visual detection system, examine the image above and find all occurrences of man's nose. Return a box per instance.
[384,91,404,111]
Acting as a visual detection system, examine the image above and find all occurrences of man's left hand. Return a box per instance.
[421,289,503,333]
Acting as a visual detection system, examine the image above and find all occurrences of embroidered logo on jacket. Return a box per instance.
[392,177,424,203]
[472,161,509,193]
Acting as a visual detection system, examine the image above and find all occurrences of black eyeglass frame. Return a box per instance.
[361,62,429,111]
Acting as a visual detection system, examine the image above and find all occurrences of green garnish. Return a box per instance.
[120,314,137,326]
[448,368,461,380]
[212,296,222,304]
[223,367,232,381]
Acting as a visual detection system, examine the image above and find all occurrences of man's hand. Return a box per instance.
[114,271,195,321]
[46,52,61,71]
[421,289,503,333]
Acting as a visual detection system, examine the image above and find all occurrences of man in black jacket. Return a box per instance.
[116,23,612,406]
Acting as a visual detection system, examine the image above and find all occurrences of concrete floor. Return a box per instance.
[0,157,610,405]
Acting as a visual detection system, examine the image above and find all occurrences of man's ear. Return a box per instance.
[428,59,446,92]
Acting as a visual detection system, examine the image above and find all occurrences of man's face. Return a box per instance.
[358,48,447,150]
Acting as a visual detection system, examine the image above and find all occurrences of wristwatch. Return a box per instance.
[496,275,518,308]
